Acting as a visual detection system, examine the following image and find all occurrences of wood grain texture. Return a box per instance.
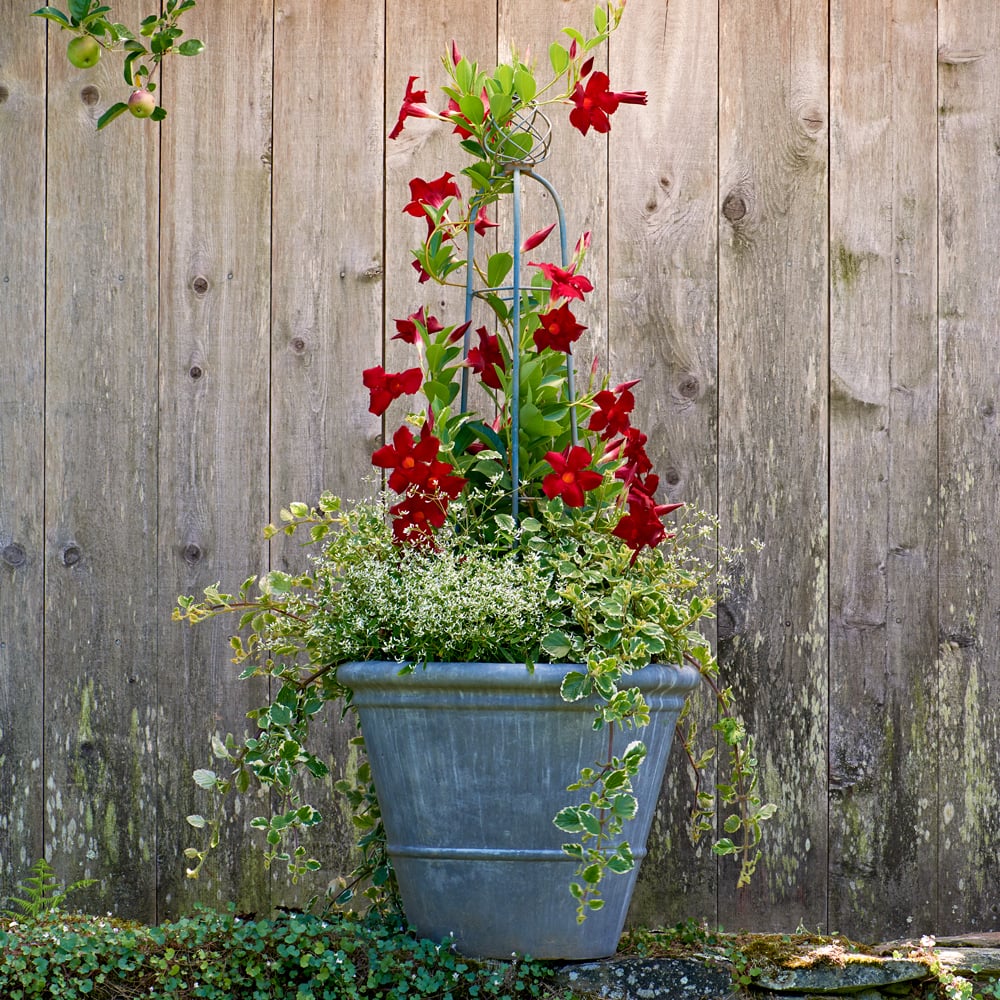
[268,0,386,903]
[828,0,939,938]
[155,0,274,919]
[718,0,829,930]
[937,0,1000,933]
[0,0,47,902]
[608,0,720,928]
[41,0,159,922]
[270,0,385,515]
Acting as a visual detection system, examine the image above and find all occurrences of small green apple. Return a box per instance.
[67,35,101,70]
[127,88,156,118]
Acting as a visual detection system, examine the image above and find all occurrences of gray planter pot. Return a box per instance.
[339,659,700,960]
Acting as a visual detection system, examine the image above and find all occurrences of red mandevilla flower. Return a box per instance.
[466,326,506,390]
[389,76,440,140]
[618,426,654,477]
[568,71,648,136]
[390,491,449,543]
[541,446,604,508]
[474,205,498,236]
[363,365,422,416]
[521,222,556,253]
[371,424,438,490]
[530,261,594,303]
[588,383,637,440]
[403,173,463,236]
[612,492,684,556]
[533,303,587,353]
[393,307,445,344]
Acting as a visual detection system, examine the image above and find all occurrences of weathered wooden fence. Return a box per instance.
[2,0,999,940]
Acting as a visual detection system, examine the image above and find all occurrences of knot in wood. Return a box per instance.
[799,106,825,134]
[1,543,26,567]
[81,85,100,106]
[722,192,747,223]
[183,543,203,565]
[62,545,81,567]
[0,86,9,105]
[189,365,203,380]
[678,374,700,399]
[192,275,209,294]
[290,337,307,354]
[663,466,681,487]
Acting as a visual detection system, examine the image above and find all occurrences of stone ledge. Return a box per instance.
[548,939,1000,1000]
[551,956,734,1000]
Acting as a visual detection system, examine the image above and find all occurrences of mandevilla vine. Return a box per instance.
[32,0,204,127]
[176,0,774,924]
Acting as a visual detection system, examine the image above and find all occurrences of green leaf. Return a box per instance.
[488,91,511,123]
[494,63,514,93]
[458,93,485,126]
[549,41,570,75]
[611,794,637,820]
[96,102,129,130]
[559,669,590,701]
[123,50,142,85]
[268,704,293,727]
[486,251,513,289]
[553,806,585,834]
[192,768,217,789]
[607,855,634,875]
[512,68,536,104]
[178,38,204,56]
[594,3,609,34]
[455,56,476,93]
[31,7,73,28]
[186,814,207,829]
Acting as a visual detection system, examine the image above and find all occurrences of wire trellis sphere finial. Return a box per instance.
[484,106,553,170]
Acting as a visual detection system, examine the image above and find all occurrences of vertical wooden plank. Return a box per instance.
[609,0,720,928]
[41,0,159,921]
[498,0,608,367]
[938,0,1000,933]
[718,0,829,929]
[0,0,47,901]
[156,0,274,919]
[268,0,385,900]
[827,0,938,938]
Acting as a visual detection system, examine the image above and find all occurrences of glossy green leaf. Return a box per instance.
[30,7,73,28]
[486,252,513,289]
[549,41,570,75]
[488,91,511,124]
[96,101,128,129]
[513,68,536,103]
[458,93,485,126]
